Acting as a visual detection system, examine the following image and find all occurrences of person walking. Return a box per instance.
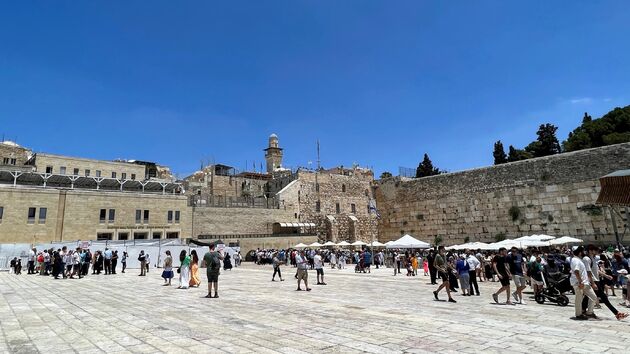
[571,246,597,320]
[508,247,527,304]
[314,251,326,285]
[585,245,627,320]
[28,248,36,274]
[161,250,174,286]
[456,254,470,296]
[427,250,437,284]
[492,248,513,305]
[103,248,112,275]
[295,250,311,291]
[121,251,127,273]
[432,246,456,303]
[138,251,147,276]
[111,250,118,274]
[203,243,224,298]
[145,253,151,273]
[272,252,285,281]
[466,250,481,296]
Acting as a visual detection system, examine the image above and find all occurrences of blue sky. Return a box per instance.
[1,2,629,177]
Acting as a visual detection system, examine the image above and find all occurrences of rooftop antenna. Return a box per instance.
[317,139,320,170]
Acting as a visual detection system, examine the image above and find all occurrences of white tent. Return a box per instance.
[336,241,351,247]
[447,242,489,251]
[370,241,385,247]
[293,243,308,248]
[309,242,323,248]
[386,234,431,249]
[515,234,556,241]
[549,236,583,245]
[351,240,367,246]
[322,241,336,247]
[384,241,395,246]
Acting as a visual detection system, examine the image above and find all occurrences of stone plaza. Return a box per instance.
[2,264,629,353]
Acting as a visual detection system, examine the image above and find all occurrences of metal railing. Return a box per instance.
[189,195,280,209]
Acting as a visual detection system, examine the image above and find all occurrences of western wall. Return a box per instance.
[374,143,630,245]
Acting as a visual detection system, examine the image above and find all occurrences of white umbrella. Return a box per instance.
[549,236,583,245]
[293,243,308,248]
[336,241,351,247]
[322,241,336,247]
[309,242,323,248]
[351,240,367,246]
[370,241,385,247]
[515,234,556,241]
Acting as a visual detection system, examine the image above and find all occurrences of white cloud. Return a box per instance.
[569,97,593,104]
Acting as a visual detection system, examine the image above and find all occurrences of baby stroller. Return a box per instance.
[534,270,571,306]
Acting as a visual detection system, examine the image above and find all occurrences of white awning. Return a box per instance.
[348,215,359,222]
[278,222,316,228]
[326,215,336,222]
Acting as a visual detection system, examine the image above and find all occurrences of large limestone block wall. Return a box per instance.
[192,207,297,237]
[0,187,61,243]
[375,143,630,245]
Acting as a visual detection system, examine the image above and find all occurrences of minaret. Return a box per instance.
[264,133,283,173]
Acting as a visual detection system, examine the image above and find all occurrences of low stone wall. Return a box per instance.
[192,207,298,237]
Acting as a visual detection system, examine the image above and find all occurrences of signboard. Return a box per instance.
[79,241,91,249]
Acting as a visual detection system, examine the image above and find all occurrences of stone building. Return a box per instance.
[375,143,630,245]
[273,167,379,243]
[27,153,148,180]
[0,141,33,168]
[264,133,283,173]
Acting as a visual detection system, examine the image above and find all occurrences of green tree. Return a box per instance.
[507,145,532,162]
[563,106,630,152]
[525,123,561,157]
[415,153,442,178]
[379,171,393,179]
[493,140,507,165]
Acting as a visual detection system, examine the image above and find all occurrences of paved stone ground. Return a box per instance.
[1,264,629,353]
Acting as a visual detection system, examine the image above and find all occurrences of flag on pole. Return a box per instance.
[368,199,380,219]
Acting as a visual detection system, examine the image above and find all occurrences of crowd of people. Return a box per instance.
[8,241,630,321]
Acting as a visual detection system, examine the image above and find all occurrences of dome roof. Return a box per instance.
[269,133,278,139]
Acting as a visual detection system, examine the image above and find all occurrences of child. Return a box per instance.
[619,269,629,308]
[411,255,418,276]
[423,259,429,276]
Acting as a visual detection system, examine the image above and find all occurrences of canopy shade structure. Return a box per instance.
[351,240,367,246]
[549,236,583,245]
[370,241,385,247]
[336,241,351,247]
[515,234,556,241]
[446,242,489,251]
[386,234,431,249]
[384,241,395,246]
[308,242,323,247]
[293,243,308,248]
[596,169,630,206]
[487,238,550,249]
[322,241,336,246]
[276,222,317,228]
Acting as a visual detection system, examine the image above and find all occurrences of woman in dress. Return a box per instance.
[223,252,233,271]
[189,250,201,287]
[178,250,191,289]
[161,250,174,286]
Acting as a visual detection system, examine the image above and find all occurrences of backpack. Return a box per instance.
[209,252,220,270]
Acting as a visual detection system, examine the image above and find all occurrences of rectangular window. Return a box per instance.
[166,232,179,239]
[38,207,47,223]
[10,158,16,165]
[45,166,53,174]
[134,232,147,240]
[135,209,141,224]
[73,168,79,175]
[111,172,117,178]
[121,173,127,179]
[96,170,101,177]
[131,174,136,180]
[118,232,129,240]
[97,233,112,241]
[0,206,3,222]
[167,210,173,223]
[315,201,321,213]
[152,232,162,239]
[351,203,356,214]
[27,207,36,224]
[60,166,66,175]
[336,203,340,214]
[85,169,90,177]
[143,210,149,223]
[99,209,106,223]
[175,211,180,223]
[2,158,8,164]
[108,209,115,223]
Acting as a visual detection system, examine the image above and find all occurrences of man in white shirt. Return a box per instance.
[295,250,311,291]
[314,251,326,285]
[570,246,597,320]
[103,248,112,275]
[466,250,481,296]
[28,248,36,274]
